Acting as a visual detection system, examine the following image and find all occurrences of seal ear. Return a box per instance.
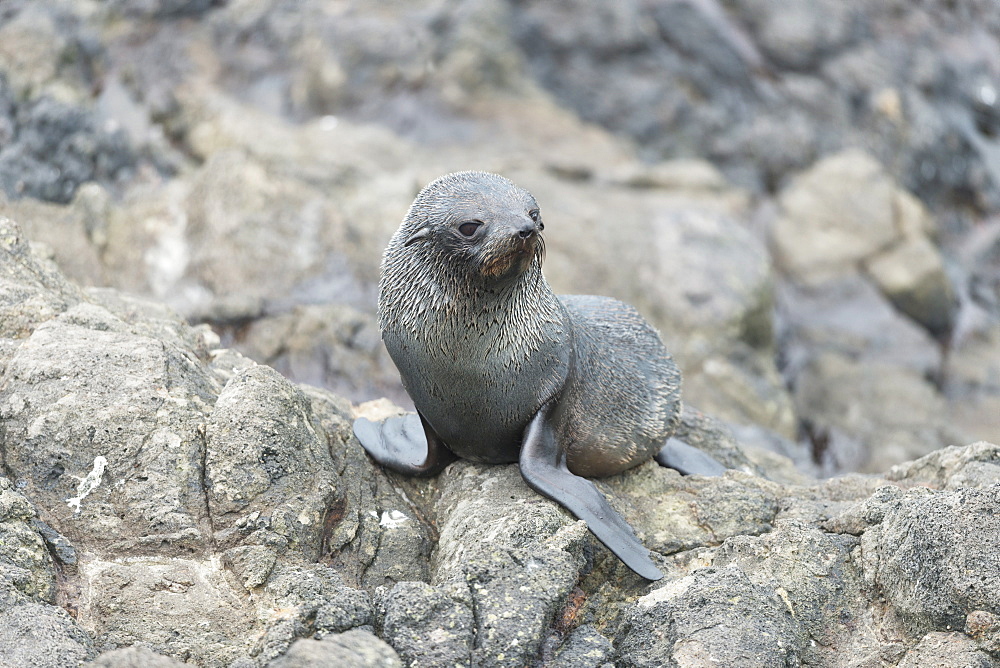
[403,227,431,247]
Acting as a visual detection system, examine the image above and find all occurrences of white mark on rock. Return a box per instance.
[66,456,108,513]
[379,510,409,529]
[149,429,182,450]
[7,393,24,415]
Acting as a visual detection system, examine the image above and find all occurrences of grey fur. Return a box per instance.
[378,171,682,476]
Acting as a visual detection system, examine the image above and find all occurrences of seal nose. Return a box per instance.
[516,224,537,239]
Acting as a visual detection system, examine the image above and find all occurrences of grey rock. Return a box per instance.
[792,350,962,473]
[712,522,870,665]
[430,463,587,667]
[105,0,222,19]
[76,555,254,667]
[0,580,96,668]
[0,481,56,603]
[886,441,1000,491]
[267,629,402,668]
[966,610,1000,657]
[205,364,338,559]
[616,566,803,667]
[85,645,189,668]
[380,581,473,668]
[860,485,1000,635]
[606,462,780,558]
[250,562,372,664]
[736,0,855,71]
[896,631,997,668]
[1,300,216,556]
[673,404,764,474]
[224,544,278,590]
[0,216,84,338]
[548,624,614,668]
[0,76,136,204]
[776,275,942,382]
[864,235,957,339]
[236,303,408,406]
[771,150,900,285]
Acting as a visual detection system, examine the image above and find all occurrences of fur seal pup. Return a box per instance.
[353,171,725,580]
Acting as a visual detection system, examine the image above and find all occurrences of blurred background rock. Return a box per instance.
[2,0,998,475]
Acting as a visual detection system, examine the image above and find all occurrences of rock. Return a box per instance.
[1,299,217,556]
[547,624,614,668]
[85,646,190,668]
[76,556,254,666]
[864,235,957,338]
[672,406,760,474]
[776,275,942,381]
[0,479,56,603]
[680,343,799,441]
[252,562,373,663]
[896,631,996,668]
[267,629,402,668]
[234,304,408,406]
[0,579,96,668]
[616,566,803,667]
[966,610,1000,656]
[0,76,136,204]
[205,364,339,559]
[860,485,1000,635]
[736,0,855,71]
[608,462,780,558]
[793,351,966,472]
[428,462,588,667]
[711,522,872,665]
[942,324,1000,443]
[770,150,900,284]
[379,581,474,667]
[0,216,85,337]
[886,441,1000,491]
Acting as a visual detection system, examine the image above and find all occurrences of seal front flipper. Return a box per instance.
[353,412,457,477]
[518,405,664,581]
[655,437,727,477]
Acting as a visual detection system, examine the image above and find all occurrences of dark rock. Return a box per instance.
[0,77,136,204]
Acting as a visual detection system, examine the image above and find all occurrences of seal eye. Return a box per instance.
[458,221,482,237]
[529,209,540,223]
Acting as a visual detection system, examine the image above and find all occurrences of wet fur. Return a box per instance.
[378,171,681,476]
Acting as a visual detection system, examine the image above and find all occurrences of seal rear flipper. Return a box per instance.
[655,437,727,477]
[518,406,664,581]
[352,412,457,477]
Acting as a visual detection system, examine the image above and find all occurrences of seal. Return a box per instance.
[353,171,725,580]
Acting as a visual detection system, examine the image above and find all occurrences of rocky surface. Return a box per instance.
[1,1,1000,666]
[2,215,999,666]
